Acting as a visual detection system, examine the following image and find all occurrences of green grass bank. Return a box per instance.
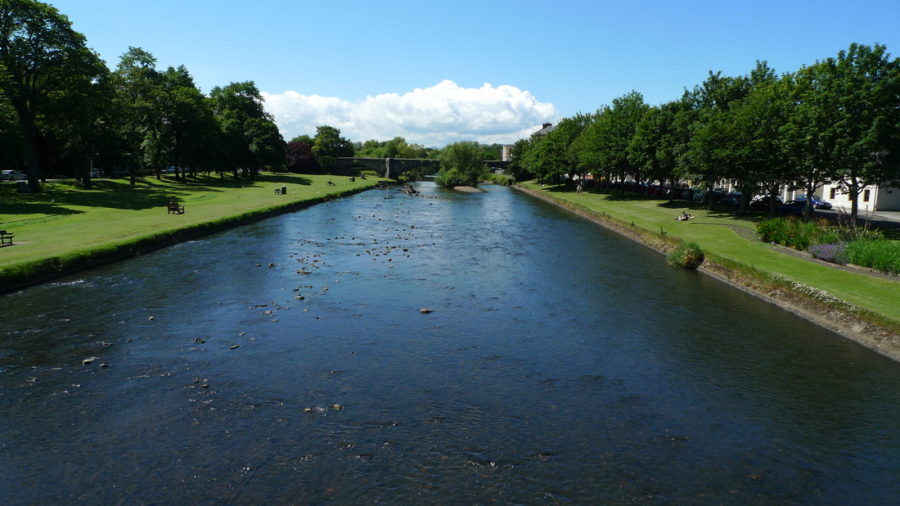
[0,173,381,292]
[517,182,900,361]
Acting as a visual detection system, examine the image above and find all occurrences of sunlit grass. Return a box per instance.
[0,173,379,273]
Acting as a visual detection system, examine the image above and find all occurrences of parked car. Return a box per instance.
[89,168,104,178]
[750,195,783,211]
[721,192,743,207]
[777,200,814,215]
[795,194,833,210]
[1,169,26,180]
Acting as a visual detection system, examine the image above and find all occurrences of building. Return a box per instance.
[534,122,556,136]
[819,183,900,212]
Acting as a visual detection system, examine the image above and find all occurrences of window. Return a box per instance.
[863,189,870,202]
[829,188,836,199]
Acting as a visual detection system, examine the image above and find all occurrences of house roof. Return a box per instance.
[534,122,557,136]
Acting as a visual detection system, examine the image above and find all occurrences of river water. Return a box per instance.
[2,182,899,504]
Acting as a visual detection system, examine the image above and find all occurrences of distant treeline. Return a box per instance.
[0,0,504,191]
[508,43,900,223]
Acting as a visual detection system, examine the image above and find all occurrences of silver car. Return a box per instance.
[1,170,27,180]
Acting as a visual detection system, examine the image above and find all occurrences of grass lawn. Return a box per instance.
[0,173,379,272]
[520,182,900,324]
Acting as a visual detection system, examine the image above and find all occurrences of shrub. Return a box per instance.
[757,217,845,250]
[667,242,705,269]
[434,168,468,187]
[846,240,900,274]
[808,242,848,264]
[486,173,514,186]
[437,141,486,187]
[756,217,818,249]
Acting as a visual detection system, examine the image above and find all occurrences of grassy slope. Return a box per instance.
[0,173,377,269]
[521,182,900,323]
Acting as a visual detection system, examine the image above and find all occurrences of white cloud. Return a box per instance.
[261,80,557,147]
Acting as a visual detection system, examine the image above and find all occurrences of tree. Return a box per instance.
[507,137,535,181]
[685,72,751,206]
[112,47,163,184]
[211,81,284,177]
[311,125,353,171]
[574,92,648,194]
[150,65,220,180]
[0,0,105,191]
[526,114,591,184]
[285,139,319,173]
[436,140,485,187]
[727,67,797,215]
[803,44,900,224]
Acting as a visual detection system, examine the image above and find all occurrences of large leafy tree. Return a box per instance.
[311,125,353,171]
[722,62,797,213]
[530,114,591,184]
[574,92,647,194]
[112,46,163,184]
[685,72,751,206]
[804,43,900,224]
[0,0,105,191]
[436,140,485,187]
[285,139,319,173]
[211,81,284,177]
[627,102,683,189]
[149,65,219,180]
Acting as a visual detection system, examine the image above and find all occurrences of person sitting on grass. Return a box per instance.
[676,211,694,221]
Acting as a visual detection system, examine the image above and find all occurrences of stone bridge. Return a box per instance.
[334,157,442,179]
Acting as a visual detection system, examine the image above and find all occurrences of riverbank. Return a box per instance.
[515,183,900,362]
[0,173,382,293]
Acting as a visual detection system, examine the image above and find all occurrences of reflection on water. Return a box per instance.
[2,182,899,503]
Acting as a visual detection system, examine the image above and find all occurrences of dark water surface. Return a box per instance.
[2,183,899,504]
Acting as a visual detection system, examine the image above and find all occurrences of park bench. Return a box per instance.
[0,230,13,246]
[167,200,185,214]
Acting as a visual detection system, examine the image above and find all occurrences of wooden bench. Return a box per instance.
[167,201,185,214]
[0,230,13,246]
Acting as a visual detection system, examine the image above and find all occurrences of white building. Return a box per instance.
[819,183,900,212]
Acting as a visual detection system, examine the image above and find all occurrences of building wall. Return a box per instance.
[820,183,900,212]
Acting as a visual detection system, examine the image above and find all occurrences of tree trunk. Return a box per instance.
[848,180,859,228]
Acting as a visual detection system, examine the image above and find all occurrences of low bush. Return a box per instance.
[756,217,821,249]
[485,173,514,186]
[756,217,876,251]
[846,240,900,274]
[808,242,849,264]
[667,242,705,269]
[435,168,477,187]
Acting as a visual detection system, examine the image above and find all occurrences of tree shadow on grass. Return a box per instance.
[0,201,84,219]
[259,174,312,185]
[656,200,766,226]
[2,174,321,216]
[2,176,240,214]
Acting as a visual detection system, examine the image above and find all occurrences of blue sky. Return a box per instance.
[51,0,900,146]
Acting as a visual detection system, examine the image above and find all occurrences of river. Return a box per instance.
[2,182,899,503]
